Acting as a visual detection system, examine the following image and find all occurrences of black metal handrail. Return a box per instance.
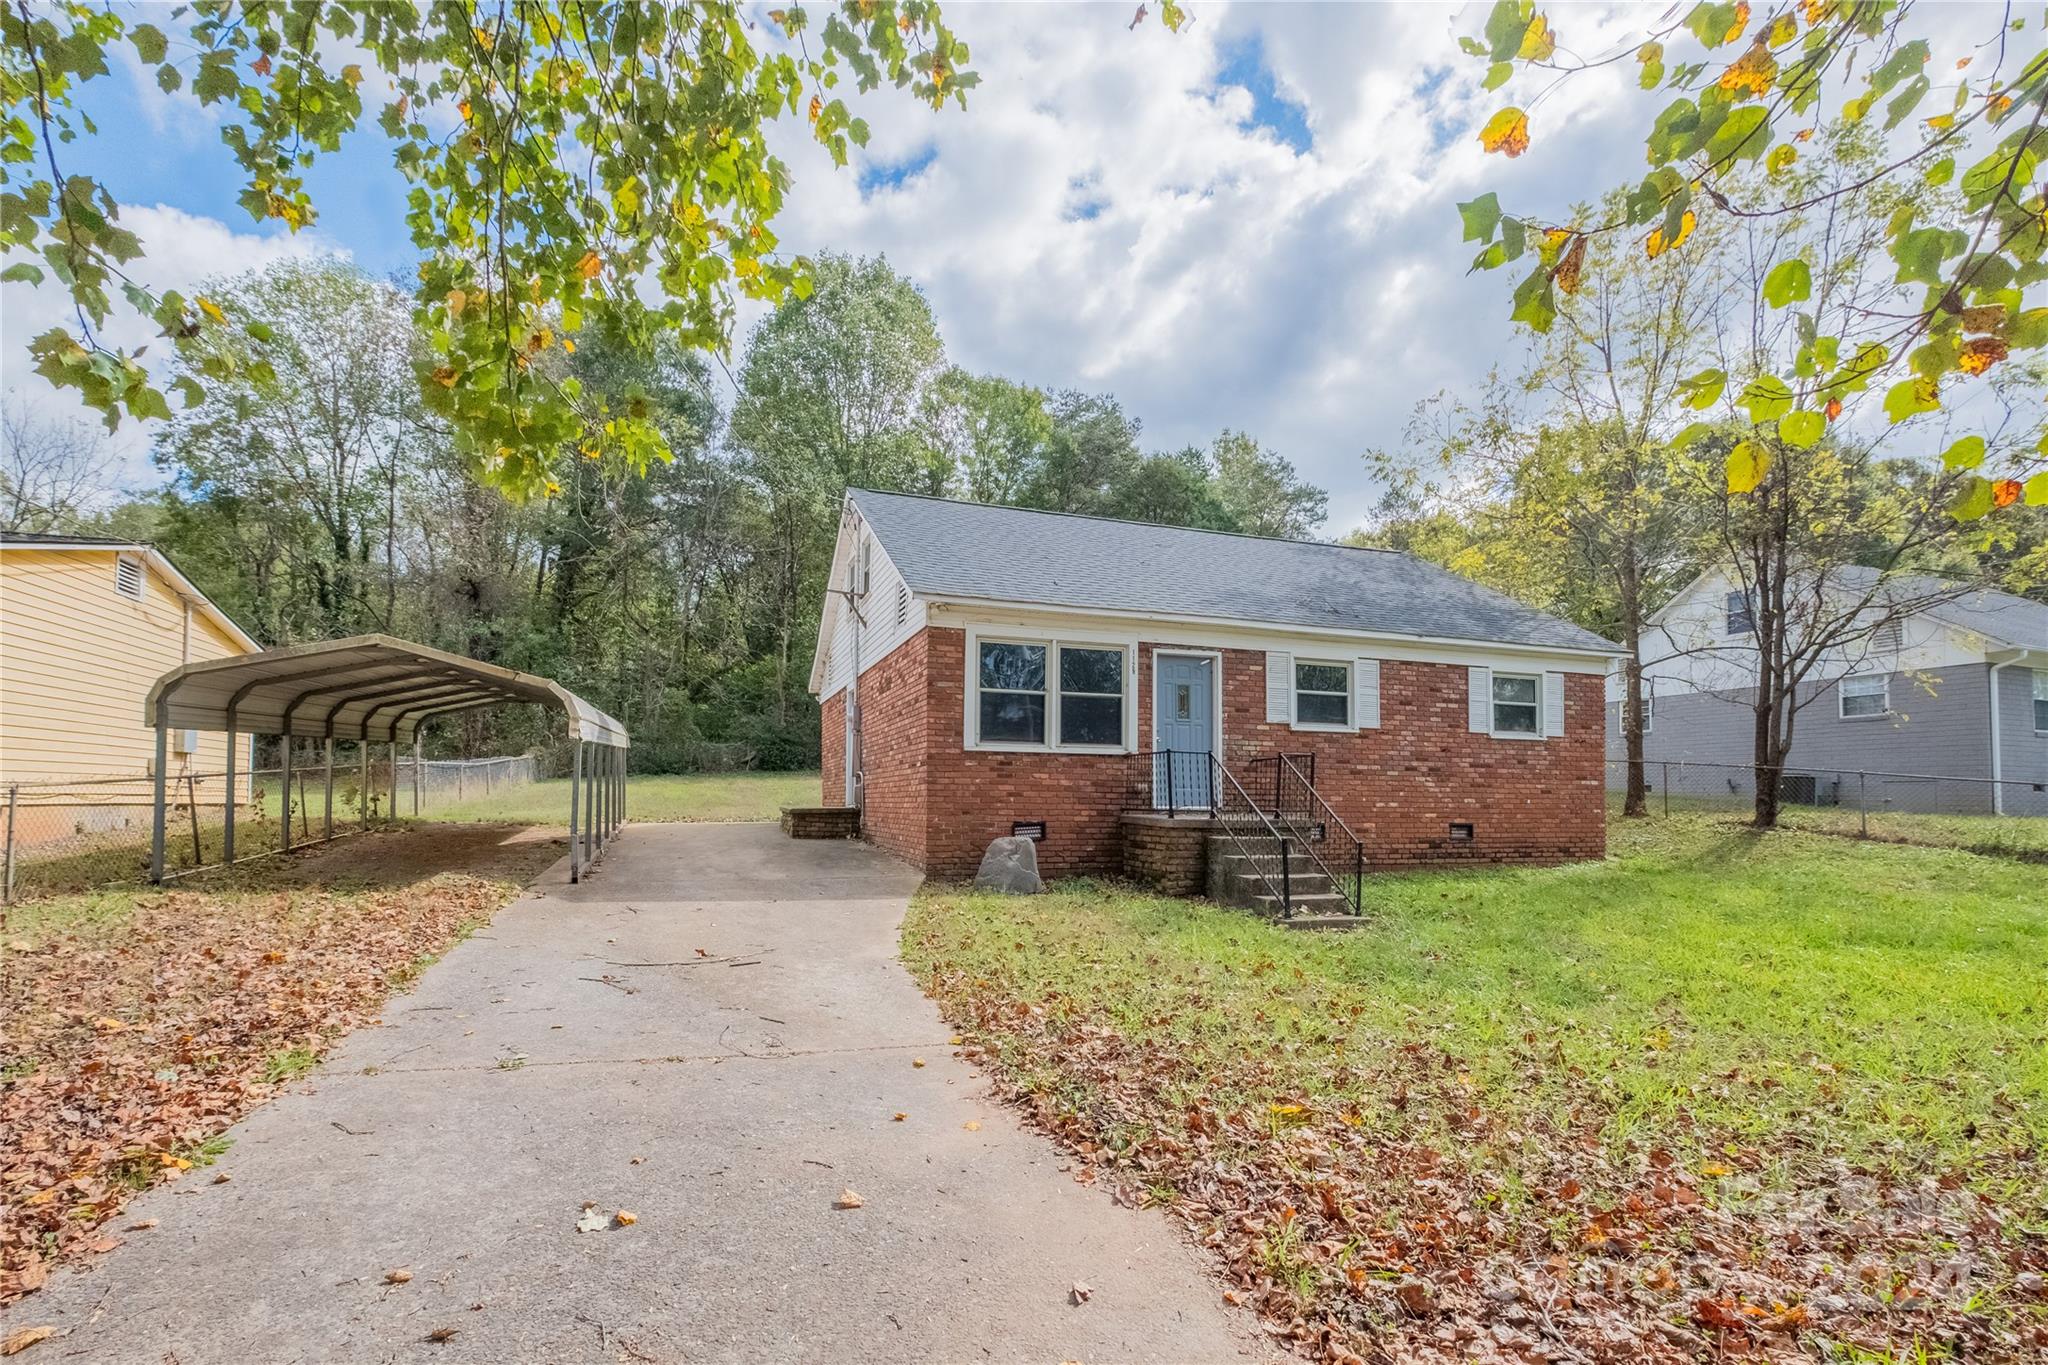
[1268,754,1366,915]
[1125,749,1300,918]
[1242,752,1315,811]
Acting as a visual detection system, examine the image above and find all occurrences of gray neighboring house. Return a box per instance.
[1607,566,2048,816]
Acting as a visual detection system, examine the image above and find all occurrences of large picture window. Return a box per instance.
[1491,673,1541,734]
[971,636,1130,750]
[1058,647,1124,746]
[1839,673,1888,719]
[1294,661,1350,727]
[978,642,1046,744]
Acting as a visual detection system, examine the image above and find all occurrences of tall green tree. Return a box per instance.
[1,1,974,494]
[1209,429,1329,538]
[154,259,432,642]
[729,252,949,718]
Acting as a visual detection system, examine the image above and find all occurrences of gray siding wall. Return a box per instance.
[1605,665,2024,813]
[1994,665,2048,817]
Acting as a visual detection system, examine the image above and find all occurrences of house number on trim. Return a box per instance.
[1175,683,1192,720]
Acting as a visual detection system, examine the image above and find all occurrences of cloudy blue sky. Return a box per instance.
[0,2,1996,531]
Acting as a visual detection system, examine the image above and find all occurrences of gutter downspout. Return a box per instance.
[1988,658,2010,816]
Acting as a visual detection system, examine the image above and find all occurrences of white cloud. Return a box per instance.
[1,205,344,498]
[749,0,1659,530]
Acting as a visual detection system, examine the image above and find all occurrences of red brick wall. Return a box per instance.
[921,626,1133,879]
[838,629,930,866]
[821,626,1606,879]
[1155,645,1605,870]
[821,692,845,806]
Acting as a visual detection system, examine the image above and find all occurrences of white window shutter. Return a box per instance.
[1354,658,1380,729]
[1467,665,1492,734]
[1544,671,1567,738]
[1265,651,1293,724]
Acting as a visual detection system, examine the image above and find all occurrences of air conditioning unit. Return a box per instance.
[174,728,199,755]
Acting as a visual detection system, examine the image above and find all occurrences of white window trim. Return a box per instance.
[1489,669,1546,741]
[1290,657,1352,733]
[1838,672,1890,720]
[2031,668,2047,735]
[962,626,1137,754]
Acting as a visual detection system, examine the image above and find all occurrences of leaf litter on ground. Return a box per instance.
[1,842,541,1304]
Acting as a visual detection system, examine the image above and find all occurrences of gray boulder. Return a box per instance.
[973,836,1043,894]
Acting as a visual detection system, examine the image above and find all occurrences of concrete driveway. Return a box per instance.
[8,823,1261,1364]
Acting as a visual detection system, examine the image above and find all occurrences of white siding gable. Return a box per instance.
[816,525,926,702]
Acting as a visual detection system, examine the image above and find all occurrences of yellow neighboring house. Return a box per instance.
[1,534,260,841]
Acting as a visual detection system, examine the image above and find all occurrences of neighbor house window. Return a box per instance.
[1724,591,1753,636]
[972,637,1130,749]
[114,554,145,602]
[1058,646,1124,747]
[1492,673,1541,734]
[1839,673,1888,719]
[977,641,1046,744]
[1294,661,1350,727]
[2033,670,2047,732]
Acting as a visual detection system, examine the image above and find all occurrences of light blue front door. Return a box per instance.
[1153,655,1215,809]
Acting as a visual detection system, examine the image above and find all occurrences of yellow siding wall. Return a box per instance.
[1,549,254,783]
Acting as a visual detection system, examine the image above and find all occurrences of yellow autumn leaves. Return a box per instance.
[1479,107,1530,158]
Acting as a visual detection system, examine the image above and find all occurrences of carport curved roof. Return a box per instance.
[143,634,628,747]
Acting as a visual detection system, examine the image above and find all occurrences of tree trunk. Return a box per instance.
[1618,566,1648,817]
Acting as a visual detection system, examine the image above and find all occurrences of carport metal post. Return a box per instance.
[323,739,335,839]
[413,734,422,816]
[568,740,583,883]
[149,714,169,883]
[388,741,399,822]
[223,725,237,864]
[361,741,372,828]
[280,736,294,854]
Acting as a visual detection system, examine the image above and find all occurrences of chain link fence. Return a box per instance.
[2,754,540,903]
[1607,758,2048,861]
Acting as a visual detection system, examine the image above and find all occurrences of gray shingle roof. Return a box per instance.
[849,490,1621,654]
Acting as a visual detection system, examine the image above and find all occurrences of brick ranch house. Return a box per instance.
[806,490,1624,896]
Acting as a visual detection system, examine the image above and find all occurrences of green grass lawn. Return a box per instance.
[421,770,821,825]
[905,814,2047,1354]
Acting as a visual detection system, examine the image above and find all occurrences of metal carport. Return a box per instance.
[142,634,628,884]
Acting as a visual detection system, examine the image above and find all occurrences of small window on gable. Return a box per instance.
[1840,673,1888,719]
[2032,670,2047,733]
[1724,590,1754,636]
[1293,660,1350,728]
[114,554,145,602]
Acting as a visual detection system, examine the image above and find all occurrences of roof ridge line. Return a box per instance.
[847,487,1396,554]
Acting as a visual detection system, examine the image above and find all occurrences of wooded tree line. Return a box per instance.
[12,252,1326,772]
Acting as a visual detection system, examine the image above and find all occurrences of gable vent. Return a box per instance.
[114,554,145,601]
[1872,619,1902,653]
[895,582,909,627]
